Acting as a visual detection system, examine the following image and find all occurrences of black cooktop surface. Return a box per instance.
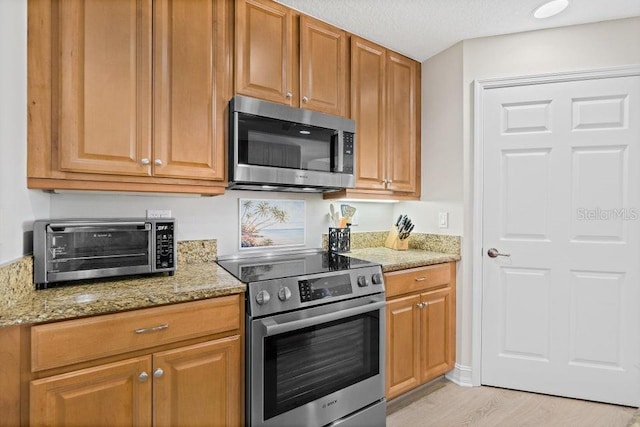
[216,249,376,283]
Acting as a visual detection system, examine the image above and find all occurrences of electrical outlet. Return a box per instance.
[146,209,172,219]
[438,212,449,229]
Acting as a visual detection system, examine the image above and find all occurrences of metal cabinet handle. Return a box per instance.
[138,371,149,382]
[487,248,510,258]
[140,158,150,165]
[286,92,293,99]
[153,368,164,379]
[417,302,427,309]
[302,96,309,103]
[134,324,169,334]
[415,277,427,282]
[387,179,393,184]
[154,159,163,166]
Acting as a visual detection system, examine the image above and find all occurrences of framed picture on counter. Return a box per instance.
[239,199,306,250]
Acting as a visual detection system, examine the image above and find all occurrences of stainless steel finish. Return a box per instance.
[262,299,385,336]
[134,324,169,334]
[277,286,292,301]
[248,294,386,427]
[33,218,176,288]
[487,248,511,258]
[154,159,163,166]
[286,92,293,99]
[153,368,164,379]
[47,221,150,230]
[415,277,427,282]
[255,290,271,305]
[141,158,150,165]
[417,302,426,308]
[228,95,356,192]
[246,263,385,318]
[138,372,149,382]
[328,399,386,427]
[302,96,308,103]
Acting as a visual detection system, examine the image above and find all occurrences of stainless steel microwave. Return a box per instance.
[33,218,176,289]
[228,95,356,192]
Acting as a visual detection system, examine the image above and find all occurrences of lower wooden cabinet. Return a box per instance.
[385,263,456,400]
[30,337,241,427]
[25,296,243,426]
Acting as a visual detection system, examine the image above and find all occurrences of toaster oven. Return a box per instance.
[33,218,176,289]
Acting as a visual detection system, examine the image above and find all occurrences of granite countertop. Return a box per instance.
[0,262,245,328]
[346,247,460,272]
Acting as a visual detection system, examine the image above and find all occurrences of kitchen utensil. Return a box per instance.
[340,204,357,221]
[329,204,340,227]
[399,223,414,240]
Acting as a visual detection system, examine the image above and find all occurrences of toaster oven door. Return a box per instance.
[45,221,153,282]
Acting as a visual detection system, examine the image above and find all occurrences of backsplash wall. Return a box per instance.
[49,191,396,256]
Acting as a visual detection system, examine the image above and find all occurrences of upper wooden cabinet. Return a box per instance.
[235,0,348,116]
[326,36,421,200]
[27,0,232,195]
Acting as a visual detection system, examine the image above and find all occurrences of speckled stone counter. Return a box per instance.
[0,239,245,328]
[346,247,460,272]
[0,262,244,327]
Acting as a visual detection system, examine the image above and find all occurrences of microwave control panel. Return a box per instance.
[155,222,175,271]
[342,131,354,174]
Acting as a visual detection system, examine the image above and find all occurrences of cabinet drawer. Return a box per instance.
[385,263,451,298]
[31,295,240,372]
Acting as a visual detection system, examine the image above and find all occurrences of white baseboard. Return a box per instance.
[445,363,474,387]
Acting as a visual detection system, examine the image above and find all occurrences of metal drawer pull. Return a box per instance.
[153,368,164,379]
[415,277,427,282]
[138,372,149,382]
[134,324,169,334]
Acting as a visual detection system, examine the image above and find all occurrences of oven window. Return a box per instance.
[237,112,336,172]
[47,228,149,273]
[263,311,379,420]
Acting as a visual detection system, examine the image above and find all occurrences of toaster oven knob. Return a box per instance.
[256,290,271,305]
[278,286,292,301]
[371,273,383,285]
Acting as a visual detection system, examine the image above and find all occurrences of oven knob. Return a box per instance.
[278,286,292,301]
[357,275,369,287]
[371,273,383,285]
[255,290,271,305]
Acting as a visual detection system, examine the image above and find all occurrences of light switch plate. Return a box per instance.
[438,212,449,228]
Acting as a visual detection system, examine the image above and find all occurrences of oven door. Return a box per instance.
[248,295,386,427]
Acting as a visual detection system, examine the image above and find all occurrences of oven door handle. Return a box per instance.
[261,300,386,336]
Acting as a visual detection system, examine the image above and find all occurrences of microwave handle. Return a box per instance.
[261,299,385,337]
[47,222,151,231]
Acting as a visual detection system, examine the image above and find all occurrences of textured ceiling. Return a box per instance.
[276,0,640,61]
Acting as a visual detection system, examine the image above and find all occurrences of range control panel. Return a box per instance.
[248,264,384,317]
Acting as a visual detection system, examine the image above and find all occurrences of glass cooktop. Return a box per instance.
[216,249,376,283]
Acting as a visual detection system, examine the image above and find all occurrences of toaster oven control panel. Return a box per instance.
[155,222,175,271]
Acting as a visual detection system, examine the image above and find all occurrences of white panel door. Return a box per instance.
[481,75,640,406]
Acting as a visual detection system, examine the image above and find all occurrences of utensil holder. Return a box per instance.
[384,227,409,251]
[328,227,350,253]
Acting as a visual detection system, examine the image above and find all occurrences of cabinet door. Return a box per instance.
[153,336,242,427]
[299,16,347,116]
[386,294,421,400]
[30,356,152,427]
[57,0,152,176]
[420,287,455,381]
[235,0,295,105]
[351,37,386,190]
[386,52,419,193]
[153,0,230,180]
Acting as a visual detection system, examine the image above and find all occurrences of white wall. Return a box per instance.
[50,192,394,256]
[445,17,640,382]
[0,0,50,265]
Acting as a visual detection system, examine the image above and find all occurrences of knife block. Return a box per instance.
[384,227,409,251]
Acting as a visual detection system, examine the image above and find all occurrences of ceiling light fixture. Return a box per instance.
[533,0,569,19]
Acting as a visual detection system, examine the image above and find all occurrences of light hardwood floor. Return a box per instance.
[387,380,637,427]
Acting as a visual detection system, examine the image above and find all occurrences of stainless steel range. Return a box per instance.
[217,249,386,427]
